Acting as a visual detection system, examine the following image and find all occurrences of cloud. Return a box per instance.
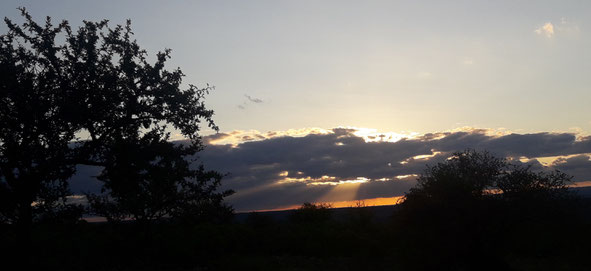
[69,127,591,212]
[237,94,264,110]
[197,128,591,210]
[245,94,263,103]
[202,128,331,145]
[535,22,554,38]
[551,154,591,182]
[535,19,580,38]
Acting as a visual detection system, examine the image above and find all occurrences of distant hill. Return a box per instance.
[573,186,591,198]
[234,204,400,223]
[235,186,591,223]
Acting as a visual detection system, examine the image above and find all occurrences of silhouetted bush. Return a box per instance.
[347,200,374,228]
[289,202,333,224]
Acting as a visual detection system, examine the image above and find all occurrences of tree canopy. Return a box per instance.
[0,8,232,235]
[402,149,573,205]
[395,149,577,270]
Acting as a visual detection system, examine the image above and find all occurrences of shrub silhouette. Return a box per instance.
[289,202,333,224]
[347,200,373,227]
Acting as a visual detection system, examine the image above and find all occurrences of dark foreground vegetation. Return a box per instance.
[1,150,590,270]
[2,9,591,271]
[1,198,590,270]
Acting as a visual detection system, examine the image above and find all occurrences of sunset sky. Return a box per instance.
[3,1,591,211]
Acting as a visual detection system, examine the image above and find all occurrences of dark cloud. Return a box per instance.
[68,165,103,195]
[68,128,591,211]
[237,94,264,110]
[245,94,263,103]
[552,155,591,182]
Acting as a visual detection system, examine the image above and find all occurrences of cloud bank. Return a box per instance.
[69,127,591,212]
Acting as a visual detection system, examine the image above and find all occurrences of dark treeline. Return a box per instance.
[1,150,590,270]
[2,9,591,271]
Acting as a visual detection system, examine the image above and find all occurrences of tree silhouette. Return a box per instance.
[395,149,577,270]
[401,149,573,207]
[497,164,572,201]
[1,9,80,241]
[0,8,231,241]
[87,130,234,223]
[404,150,505,204]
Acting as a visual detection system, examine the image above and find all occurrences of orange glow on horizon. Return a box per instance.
[322,196,406,208]
[241,195,405,213]
[240,179,591,213]
[571,180,591,188]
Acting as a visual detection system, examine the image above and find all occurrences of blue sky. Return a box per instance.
[3,0,590,135]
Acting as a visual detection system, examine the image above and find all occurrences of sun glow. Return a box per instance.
[400,149,441,164]
[205,128,332,146]
[245,196,406,213]
[319,182,362,203]
[396,174,419,180]
[277,176,371,186]
[327,196,406,208]
[349,127,419,143]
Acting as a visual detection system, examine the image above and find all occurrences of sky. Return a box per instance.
[3,1,591,211]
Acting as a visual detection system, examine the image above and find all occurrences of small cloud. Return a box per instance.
[535,22,554,38]
[245,94,263,103]
[462,58,474,65]
[534,19,580,38]
[237,94,264,110]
